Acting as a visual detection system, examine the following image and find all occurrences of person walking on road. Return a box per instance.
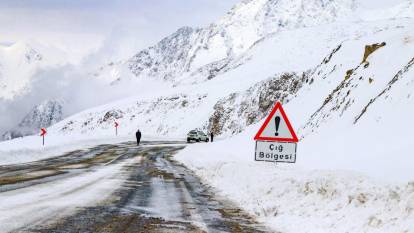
[210,132,214,142]
[136,129,141,146]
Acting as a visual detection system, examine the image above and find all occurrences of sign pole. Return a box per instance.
[40,128,47,146]
[114,122,119,136]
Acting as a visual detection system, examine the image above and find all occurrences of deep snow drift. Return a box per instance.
[174,130,414,232]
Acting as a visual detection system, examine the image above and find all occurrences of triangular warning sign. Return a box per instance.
[254,102,298,142]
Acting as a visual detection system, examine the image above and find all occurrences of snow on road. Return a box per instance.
[0,157,139,233]
[0,133,180,166]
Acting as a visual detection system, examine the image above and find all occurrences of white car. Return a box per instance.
[187,130,209,143]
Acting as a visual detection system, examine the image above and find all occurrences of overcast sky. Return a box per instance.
[0,0,406,62]
[0,0,239,62]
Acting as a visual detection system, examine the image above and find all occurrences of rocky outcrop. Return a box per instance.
[207,71,309,136]
[361,42,386,63]
[128,27,201,81]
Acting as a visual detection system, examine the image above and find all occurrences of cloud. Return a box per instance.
[0,64,129,134]
[0,0,240,63]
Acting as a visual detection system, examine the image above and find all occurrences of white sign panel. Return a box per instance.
[259,111,292,139]
[255,141,297,163]
[254,102,298,142]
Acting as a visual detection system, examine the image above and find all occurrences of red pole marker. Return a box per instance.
[40,128,47,146]
[114,122,119,136]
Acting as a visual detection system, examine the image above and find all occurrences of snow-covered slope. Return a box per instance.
[361,0,414,20]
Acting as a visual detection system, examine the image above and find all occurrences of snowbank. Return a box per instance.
[174,122,414,233]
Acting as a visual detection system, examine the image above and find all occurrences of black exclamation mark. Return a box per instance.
[275,116,280,136]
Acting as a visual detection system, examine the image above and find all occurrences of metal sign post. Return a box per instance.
[40,128,47,146]
[115,122,119,136]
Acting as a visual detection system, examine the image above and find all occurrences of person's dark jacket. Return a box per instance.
[136,130,141,145]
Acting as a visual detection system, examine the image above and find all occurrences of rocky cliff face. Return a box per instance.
[128,27,202,81]
[207,71,309,136]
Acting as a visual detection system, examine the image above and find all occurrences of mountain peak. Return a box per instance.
[124,0,363,83]
[2,99,64,141]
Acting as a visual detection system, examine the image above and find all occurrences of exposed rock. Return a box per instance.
[362,42,386,63]
[207,71,309,136]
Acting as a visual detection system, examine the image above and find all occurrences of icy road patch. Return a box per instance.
[0,157,137,233]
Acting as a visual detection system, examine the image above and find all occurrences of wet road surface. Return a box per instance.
[0,141,271,233]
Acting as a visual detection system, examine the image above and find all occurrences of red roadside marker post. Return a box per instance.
[115,122,119,136]
[254,102,299,164]
[40,128,47,146]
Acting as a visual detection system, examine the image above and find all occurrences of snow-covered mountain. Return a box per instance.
[3,0,414,173]
[95,0,360,84]
[2,100,63,140]
[0,41,68,100]
[57,15,414,138]
[95,0,413,86]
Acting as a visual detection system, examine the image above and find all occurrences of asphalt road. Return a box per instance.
[0,141,271,233]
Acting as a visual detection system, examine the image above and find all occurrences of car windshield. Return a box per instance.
[189,130,197,134]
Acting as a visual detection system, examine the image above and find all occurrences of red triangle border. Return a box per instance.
[254,102,299,142]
